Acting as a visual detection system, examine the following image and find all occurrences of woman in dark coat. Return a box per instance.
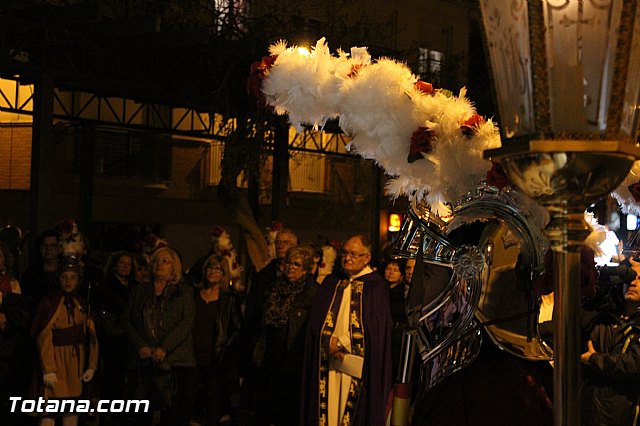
[96,250,133,409]
[383,258,408,377]
[191,254,243,426]
[123,246,195,426]
[259,245,319,426]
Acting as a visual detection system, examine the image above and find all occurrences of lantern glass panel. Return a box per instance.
[621,10,640,138]
[480,0,534,138]
[479,0,640,142]
[543,0,622,134]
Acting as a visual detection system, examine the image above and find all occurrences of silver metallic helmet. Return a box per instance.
[393,185,552,388]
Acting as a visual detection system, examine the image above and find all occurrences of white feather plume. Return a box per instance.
[584,212,605,258]
[612,160,640,214]
[318,245,337,284]
[211,227,244,291]
[262,38,345,131]
[339,58,419,164]
[261,38,500,205]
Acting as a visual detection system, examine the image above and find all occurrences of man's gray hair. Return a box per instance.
[277,228,299,243]
[343,234,372,253]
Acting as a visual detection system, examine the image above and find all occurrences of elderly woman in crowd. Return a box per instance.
[258,245,319,425]
[123,247,195,426]
[30,255,99,426]
[192,254,243,426]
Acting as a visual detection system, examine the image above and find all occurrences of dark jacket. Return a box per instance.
[263,274,318,371]
[123,281,196,369]
[413,336,553,426]
[0,292,33,392]
[245,258,280,338]
[96,275,132,339]
[582,310,640,426]
[20,267,58,306]
[285,276,318,354]
[260,274,318,426]
[212,292,243,367]
[98,276,131,317]
[389,283,408,375]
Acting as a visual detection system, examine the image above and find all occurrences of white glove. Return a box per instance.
[43,372,57,387]
[81,369,95,382]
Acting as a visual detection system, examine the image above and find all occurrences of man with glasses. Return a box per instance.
[302,234,392,426]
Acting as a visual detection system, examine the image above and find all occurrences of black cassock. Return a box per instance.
[301,270,393,426]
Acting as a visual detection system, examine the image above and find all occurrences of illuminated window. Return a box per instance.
[208,141,249,188]
[209,143,326,193]
[289,152,326,193]
[0,77,33,122]
[418,47,444,87]
[0,124,31,190]
[209,141,224,185]
[212,0,247,35]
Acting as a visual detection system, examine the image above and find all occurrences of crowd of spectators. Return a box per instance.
[2,220,640,426]
[0,223,407,426]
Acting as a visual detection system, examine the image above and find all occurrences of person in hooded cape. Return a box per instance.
[301,234,392,426]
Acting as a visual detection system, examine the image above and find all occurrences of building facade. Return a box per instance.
[0,0,479,270]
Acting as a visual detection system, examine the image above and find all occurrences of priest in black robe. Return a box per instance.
[301,234,393,426]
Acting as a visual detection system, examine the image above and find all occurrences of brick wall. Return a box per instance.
[0,125,32,190]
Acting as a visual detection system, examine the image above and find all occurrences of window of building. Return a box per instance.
[208,140,249,188]
[418,47,445,87]
[0,76,33,123]
[209,141,224,185]
[289,151,326,193]
[208,141,326,193]
[212,0,247,35]
[89,130,172,181]
[0,124,32,190]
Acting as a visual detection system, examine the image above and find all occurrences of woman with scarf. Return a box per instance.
[191,254,242,426]
[258,245,318,426]
[30,255,99,426]
[123,246,195,426]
